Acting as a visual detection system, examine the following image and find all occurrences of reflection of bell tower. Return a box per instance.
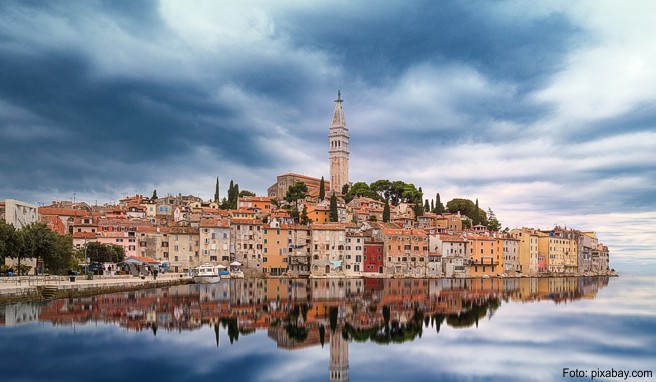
[329,325,349,382]
[329,90,349,194]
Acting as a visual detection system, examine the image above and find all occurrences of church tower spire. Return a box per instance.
[329,90,349,194]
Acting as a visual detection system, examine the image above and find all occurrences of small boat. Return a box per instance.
[229,261,245,279]
[192,263,226,284]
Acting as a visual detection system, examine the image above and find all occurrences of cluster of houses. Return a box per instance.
[2,177,610,278]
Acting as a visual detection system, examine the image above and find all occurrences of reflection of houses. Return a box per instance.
[4,275,611,362]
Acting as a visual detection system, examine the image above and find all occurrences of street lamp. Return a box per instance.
[84,236,89,279]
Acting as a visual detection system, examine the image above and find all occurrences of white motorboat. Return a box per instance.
[229,261,245,279]
[192,263,226,284]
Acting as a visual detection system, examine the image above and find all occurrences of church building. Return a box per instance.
[329,90,349,194]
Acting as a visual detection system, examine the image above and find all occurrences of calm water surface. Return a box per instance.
[1,272,655,382]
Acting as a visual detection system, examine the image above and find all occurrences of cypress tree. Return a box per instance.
[474,198,480,225]
[435,193,445,214]
[329,194,338,222]
[424,199,430,212]
[383,201,390,222]
[430,199,435,213]
[319,176,325,201]
[214,177,219,203]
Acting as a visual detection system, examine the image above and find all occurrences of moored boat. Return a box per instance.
[192,263,226,284]
[229,261,245,279]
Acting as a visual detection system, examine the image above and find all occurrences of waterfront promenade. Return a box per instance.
[0,273,193,303]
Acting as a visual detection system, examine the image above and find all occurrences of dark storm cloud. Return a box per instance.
[0,0,654,251]
[0,46,268,188]
[277,0,581,91]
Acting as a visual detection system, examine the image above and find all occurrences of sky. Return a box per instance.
[1,1,654,262]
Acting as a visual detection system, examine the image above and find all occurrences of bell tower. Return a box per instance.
[329,90,349,194]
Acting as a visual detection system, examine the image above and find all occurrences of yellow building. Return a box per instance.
[510,228,539,275]
[466,234,499,277]
[538,232,576,273]
[262,223,290,276]
[170,226,200,273]
[306,204,330,224]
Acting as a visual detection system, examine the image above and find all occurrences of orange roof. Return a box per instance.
[230,219,263,225]
[41,216,67,235]
[39,207,90,217]
[382,228,427,236]
[438,234,466,242]
[72,232,97,239]
[239,196,272,202]
[278,172,326,182]
[200,218,230,228]
[311,223,346,231]
[135,226,169,233]
[307,204,329,212]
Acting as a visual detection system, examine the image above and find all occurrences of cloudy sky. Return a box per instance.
[1,1,654,261]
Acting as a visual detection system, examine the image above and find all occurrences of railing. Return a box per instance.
[0,274,136,287]
[0,275,66,286]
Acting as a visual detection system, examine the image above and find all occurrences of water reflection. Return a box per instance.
[0,277,610,381]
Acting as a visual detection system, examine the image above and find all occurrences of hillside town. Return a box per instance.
[0,92,611,278]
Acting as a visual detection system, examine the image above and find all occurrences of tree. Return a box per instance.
[383,201,390,222]
[345,181,378,203]
[0,220,19,264]
[487,208,501,231]
[214,177,220,203]
[370,179,392,201]
[110,244,126,263]
[84,242,124,264]
[289,207,300,223]
[300,207,310,225]
[319,177,325,201]
[474,199,480,225]
[45,234,76,275]
[151,189,158,200]
[341,184,350,196]
[424,200,430,213]
[285,182,308,209]
[446,198,487,225]
[430,199,434,213]
[434,193,445,214]
[329,194,338,222]
[238,190,256,197]
[227,180,240,209]
[18,222,60,275]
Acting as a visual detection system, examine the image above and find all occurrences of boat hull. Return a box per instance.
[193,275,221,284]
